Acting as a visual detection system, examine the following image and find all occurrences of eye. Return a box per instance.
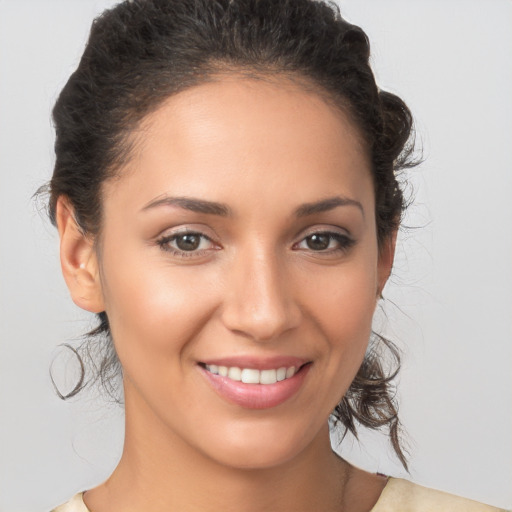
[156,231,217,257]
[295,231,355,253]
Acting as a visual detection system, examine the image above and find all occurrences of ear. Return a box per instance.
[376,229,398,298]
[56,196,105,313]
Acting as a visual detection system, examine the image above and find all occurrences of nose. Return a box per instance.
[220,246,302,342]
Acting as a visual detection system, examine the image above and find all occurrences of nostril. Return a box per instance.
[220,260,302,340]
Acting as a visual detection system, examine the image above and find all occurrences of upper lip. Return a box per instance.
[199,355,310,370]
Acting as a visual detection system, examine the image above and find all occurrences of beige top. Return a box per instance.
[51,478,509,512]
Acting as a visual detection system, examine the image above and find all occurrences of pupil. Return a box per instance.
[177,234,200,251]
[307,234,330,250]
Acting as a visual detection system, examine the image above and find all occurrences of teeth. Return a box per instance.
[241,368,260,384]
[260,369,277,385]
[286,366,296,379]
[228,367,241,381]
[205,364,300,384]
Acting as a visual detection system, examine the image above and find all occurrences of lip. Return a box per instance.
[199,355,308,370]
[199,360,312,410]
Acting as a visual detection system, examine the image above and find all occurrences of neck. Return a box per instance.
[85,386,352,512]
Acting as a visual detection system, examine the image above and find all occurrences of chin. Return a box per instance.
[199,419,318,471]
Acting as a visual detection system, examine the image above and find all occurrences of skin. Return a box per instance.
[57,76,395,512]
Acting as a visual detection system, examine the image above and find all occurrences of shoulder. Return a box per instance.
[51,493,89,512]
[372,478,509,512]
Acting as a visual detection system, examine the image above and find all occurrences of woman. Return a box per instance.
[43,0,507,510]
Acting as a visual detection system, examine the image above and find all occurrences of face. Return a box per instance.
[62,76,394,470]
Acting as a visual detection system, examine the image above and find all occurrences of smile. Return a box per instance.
[199,360,311,409]
[204,364,298,385]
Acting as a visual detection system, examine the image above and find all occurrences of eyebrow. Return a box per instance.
[294,196,364,218]
[141,196,231,216]
[141,194,363,218]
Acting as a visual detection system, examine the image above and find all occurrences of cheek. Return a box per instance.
[99,244,220,363]
[305,256,378,388]
[307,259,378,341]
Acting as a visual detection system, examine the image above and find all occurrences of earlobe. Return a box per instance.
[377,229,398,298]
[56,196,105,313]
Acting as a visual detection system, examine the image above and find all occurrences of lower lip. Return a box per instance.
[199,364,311,410]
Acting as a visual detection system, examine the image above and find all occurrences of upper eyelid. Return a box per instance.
[293,227,355,249]
[163,230,213,240]
[156,232,219,258]
[295,225,352,240]
[295,232,353,246]
[158,231,216,247]
[155,224,218,241]
[154,224,353,245]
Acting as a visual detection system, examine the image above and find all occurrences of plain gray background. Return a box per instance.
[0,0,511,510]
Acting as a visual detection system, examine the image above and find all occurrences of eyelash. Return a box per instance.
[293,231,355,255]
[155,230,355,258]
[156,231,217,258]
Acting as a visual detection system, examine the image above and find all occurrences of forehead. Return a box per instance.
[103,76,373,216]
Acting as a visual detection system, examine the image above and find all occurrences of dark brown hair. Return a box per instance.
[48,0,418,469]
